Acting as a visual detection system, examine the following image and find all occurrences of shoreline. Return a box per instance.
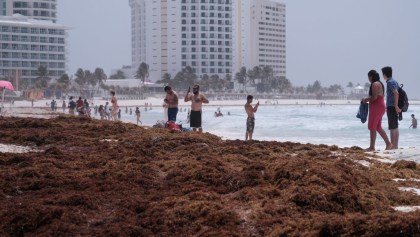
[2,105,420,164]
[4,98,420,108]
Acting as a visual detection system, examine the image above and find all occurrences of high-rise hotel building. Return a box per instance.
[249,0,286,77]
[129,0,285,82]
[0,0,57,23]
[0,0,67,86]
[129,0,234,81]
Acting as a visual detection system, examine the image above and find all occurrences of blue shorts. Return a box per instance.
[168,107,178,122]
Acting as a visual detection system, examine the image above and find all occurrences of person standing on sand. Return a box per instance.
[410,114,417,129]
[244,95,259,141]
[110,91,119,121]
[68,97,76,115]
[135,107,142,125]
[98,105,105,120]
[184,84,209,132]
[164,86,179,122]
[104,102,110,120]
[76,97,84,116]
[362,70,392,151]
[382,66,400,149]
[62,100,66,113]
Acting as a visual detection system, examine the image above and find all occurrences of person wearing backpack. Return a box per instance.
[382,66,400,149]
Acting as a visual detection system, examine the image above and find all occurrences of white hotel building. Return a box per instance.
[250,0,286,77]
[0,0,68,86]
[0,0,57,23]
[129,0,285,82]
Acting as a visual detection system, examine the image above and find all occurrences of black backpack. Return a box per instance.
[398,84,409,112]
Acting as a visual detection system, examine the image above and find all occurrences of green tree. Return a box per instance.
[57,73,71,97]
[74,68,94,97]
[35,66,51,89]
[109,70,126,79]
[93,68,107,86]
[235,66,248,92]
[156,73,171,85]
[136,62,149,85]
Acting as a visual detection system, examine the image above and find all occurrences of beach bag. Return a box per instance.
[166,121,181,131]
[398,84,409,112]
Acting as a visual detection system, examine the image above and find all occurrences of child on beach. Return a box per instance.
[410,114,417,129]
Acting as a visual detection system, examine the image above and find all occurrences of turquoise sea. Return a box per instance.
[96,104,420,150]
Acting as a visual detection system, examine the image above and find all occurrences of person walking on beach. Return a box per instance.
[362,70,392,151]
[164,86,178,122]
[62,100,66,113]
[245,95,259,141]
[382,66,400,149]
[110,91,119,121]
[135,107,142,125]
[68,97,76,115]
[98,105,105,120]
[184,84,209,132]
[76,97,84,116]
[410,114,417,129]
[104,102,110,120]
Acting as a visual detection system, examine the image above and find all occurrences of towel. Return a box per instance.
[357,102,369,123]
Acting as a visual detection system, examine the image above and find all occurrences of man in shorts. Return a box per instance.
[184,84,209,132]
[382,66,401,149]
[164,86,179,122]
[244,95,259,141]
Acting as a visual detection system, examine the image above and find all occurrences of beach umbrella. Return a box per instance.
[0,80,15,108]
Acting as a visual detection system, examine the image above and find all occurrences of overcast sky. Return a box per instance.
[58,0,420,98]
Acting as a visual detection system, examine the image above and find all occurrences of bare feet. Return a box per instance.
[385,144,393,150]
[364,147,375,152]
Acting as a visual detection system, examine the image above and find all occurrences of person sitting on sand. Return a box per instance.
[244,95,259,141]
[410,114,417,129]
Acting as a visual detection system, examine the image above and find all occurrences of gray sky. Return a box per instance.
[58,0,420,98]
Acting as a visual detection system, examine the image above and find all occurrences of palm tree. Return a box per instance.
[74,68,93,97]
[235,66,248,92]
[94,68,107,87]
[136,62,149,86]
[109,70,126,79]
[57,73,71,98]
[157,73,171,85]
[35,66,51,89]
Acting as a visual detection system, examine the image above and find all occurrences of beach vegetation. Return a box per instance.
[109,70,127,79]
[136,62,150,85]
[34,66,51,89]
[0,117,419,236]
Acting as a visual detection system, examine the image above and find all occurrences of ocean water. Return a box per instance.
[100,104,419,149]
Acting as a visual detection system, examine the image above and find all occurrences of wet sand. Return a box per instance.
[0,115,419,236]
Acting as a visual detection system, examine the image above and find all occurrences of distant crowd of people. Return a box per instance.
[55,67,416,144]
